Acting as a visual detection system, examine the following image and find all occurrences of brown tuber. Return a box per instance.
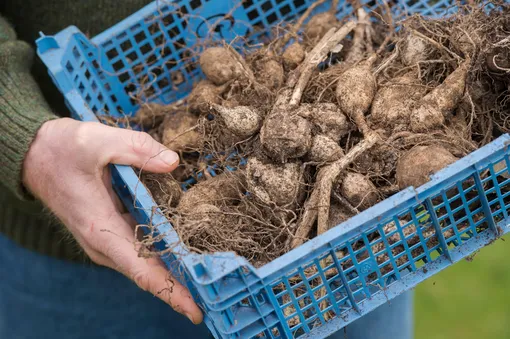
[246,157,303,206]
[160,111,203,152]
[260,113,312,163]
[177,173,243,213]
[297,103,350,141]
[335,57,377,135]
[199,47,243,85]
[371,71,426,126]
[134,103,168,127]
[401,34,430,66]
[213,105,262,138]
[396,145,458,189]
[339,172,379,210]
[336,58,377,116]
[308,134,344,162]
[304,12,339,45]
[258,59,285,89]
[282,42,305,69]
[328,203,354,229]
[143,173,182,208]
[410,58,471,132]
[187,79,226,115]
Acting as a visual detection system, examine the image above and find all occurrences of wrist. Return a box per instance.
[22,118,66,198]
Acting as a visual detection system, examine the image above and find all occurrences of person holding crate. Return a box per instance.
[0,1,412,338]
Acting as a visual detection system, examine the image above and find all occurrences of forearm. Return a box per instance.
[0,14,57,199]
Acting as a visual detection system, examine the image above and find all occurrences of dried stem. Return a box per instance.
[332,190,360,214]
[292,132,380,248]
[375,0,394,56]
[289,21,357,107]
[277,0,329,52]
[345,8,369,64]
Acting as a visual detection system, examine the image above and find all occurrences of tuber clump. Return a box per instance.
[132,4,506,274]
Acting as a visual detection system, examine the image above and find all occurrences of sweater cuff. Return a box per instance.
[0,41,58,199]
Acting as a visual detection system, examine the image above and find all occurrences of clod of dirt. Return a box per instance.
[371,71,427,126]
[177,173,243,213]
[199,47,243,85]
[213,105,262,138]
[246,157,303,206]
[401,34,430,66]
[354,143,399,177]
[308,134,344,162]
[410,58,470,132]
[396,145,458,189]
[340,172,380,210]
[260,113,312,162]
[143,173,182,208]
[258,59,285,89]
[187,79,225,115]
[282,42,305,70]
[160,111,203,152]
[297,103,350,141]
[304,12,339,45]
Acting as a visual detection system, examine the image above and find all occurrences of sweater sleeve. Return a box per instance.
[0,15,58,199]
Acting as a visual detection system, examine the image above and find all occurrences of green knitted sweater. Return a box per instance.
[0,0,152,260]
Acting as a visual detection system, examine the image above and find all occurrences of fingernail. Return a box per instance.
[160,150,179,166]
[185,312,197,324]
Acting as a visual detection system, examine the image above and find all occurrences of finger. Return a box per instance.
[93,212,203,325]
[95,125,180,173]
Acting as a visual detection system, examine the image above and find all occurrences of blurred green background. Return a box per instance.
[414,234,510,339]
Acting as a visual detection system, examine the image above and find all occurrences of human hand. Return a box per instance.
[22,118,202,324]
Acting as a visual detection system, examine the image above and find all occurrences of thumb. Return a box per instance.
[97,124,179,172]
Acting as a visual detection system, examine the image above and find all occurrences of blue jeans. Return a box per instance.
[0,234,413,338]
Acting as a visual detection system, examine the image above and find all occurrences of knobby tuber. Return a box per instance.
[410,58,471,132]
[199,47,243,85]
[160,110,203,152]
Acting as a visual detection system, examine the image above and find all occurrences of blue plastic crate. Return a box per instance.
[36,1,510,338]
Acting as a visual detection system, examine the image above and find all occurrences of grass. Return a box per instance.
[415,234,510,339]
